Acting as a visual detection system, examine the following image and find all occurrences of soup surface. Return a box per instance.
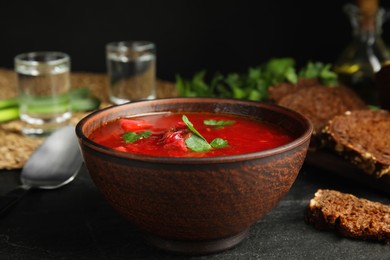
[89,112,294,157]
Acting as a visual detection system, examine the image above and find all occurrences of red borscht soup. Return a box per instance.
[89,112,294,157]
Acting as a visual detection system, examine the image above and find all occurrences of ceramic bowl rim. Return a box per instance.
[75,97,313,164]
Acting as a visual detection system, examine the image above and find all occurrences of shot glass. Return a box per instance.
[15,51,72,136]
[106,41,156,104]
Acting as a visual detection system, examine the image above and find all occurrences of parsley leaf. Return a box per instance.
[210,138,228,148]
[123,131,151,143]
[182,114,229,152]
[299,61,338,86]
[175,58,339,101]
[182,115,207,141]
[185,135,212,152]
[204,119,235,129]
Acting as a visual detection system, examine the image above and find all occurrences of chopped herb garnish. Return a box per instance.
[182,114,228,152]
[182,115,207,141]
[185,135,212,152]
[210,138,228,148]
[123,131,151,143]
[204,119,235,129]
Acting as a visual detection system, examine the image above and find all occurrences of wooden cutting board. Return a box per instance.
[305,150,390,195]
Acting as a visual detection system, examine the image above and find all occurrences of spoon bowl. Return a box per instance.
[0,125,83,216]
[20,125,82,189]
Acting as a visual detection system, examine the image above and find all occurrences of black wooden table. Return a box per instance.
[0,163,389,259]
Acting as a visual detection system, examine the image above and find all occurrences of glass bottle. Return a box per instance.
[333,1,390,105]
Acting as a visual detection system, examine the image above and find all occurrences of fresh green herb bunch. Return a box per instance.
[175,57,338,101]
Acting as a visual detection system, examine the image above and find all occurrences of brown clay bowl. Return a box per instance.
[75,97,313,255]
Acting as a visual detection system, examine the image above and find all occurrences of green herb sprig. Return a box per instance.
[182,115,207,142]
[204,119,235,129]
[175,58,338,101]
[122,131,152,143]
[182,115,229,152]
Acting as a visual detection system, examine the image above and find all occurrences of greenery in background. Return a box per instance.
[0,87,101,123]
[175,57,338,101]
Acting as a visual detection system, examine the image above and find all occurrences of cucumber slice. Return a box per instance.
[71,97,101,112]
[0,107,19,123]
[0,88,101,123]
[0,98,19,109]
[69,87,91,99]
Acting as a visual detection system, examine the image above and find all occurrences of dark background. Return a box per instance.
[2,0,390,81]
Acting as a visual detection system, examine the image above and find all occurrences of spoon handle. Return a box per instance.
[0,186,30,217]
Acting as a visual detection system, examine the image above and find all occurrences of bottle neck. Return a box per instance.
[353,25,380,45]
[346,3,385,40]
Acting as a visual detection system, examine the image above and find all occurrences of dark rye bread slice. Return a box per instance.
[323,109,390,178]
[305,189,390,245]
[277,85,367,139]
[267,78,320,102]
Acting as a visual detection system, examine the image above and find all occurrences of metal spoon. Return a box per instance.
[0,125,83,216]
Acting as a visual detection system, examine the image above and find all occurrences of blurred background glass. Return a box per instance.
[106,41,156,104]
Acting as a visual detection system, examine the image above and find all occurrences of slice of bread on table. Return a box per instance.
[322,109,390,178]
[267,78,320,102]
[274,85,367,148]
[305,189,390,245]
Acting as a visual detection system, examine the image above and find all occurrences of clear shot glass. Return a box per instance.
[15,51,72,136]
[106,41,156,105]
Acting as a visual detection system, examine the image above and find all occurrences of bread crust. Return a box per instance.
[305,189,390,245]
[322,109,390,178]
[277,85,367,136]
[267,78,320,102]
